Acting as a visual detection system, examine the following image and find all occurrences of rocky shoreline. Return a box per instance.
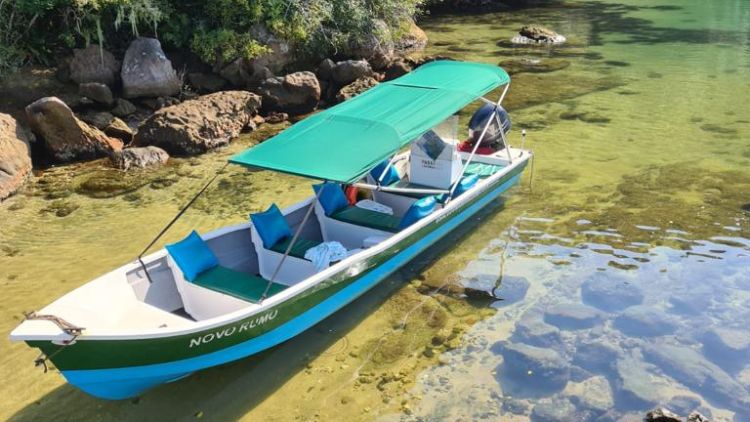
[0,22,429,202]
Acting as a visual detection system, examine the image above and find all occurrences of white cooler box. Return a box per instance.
[409,131,463,189]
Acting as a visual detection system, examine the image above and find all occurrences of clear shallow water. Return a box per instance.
[1,0,750,421]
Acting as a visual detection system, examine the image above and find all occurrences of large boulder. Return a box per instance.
[78,110,132,143]
[394,19,428,53]
[336,76,378,103]
[121,37,181,98]
[133,91,261,155]
[349,19,394,70]
[78,82,114,106]
[69,45,120,87]
[219,58,273,87]
[111,98,137,117]
[332,60,374,86]
[257,71,320,114]
[25,97,123,163]
[0,113,33,200]
[512,25,566,45]
[188,72,228,93]
[248,24,294,73]
[110,146,168,170]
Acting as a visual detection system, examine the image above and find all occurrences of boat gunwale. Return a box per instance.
[11,150,531,342]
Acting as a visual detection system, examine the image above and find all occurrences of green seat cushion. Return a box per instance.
[192,266,287,303]
[331,206,402,233]
[269,237,322,259]
[464,162,503,178]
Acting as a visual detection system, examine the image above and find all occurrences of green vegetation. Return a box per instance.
[0,0,428,77]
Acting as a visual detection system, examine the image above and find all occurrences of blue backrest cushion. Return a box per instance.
[370,160,400,186]
[312,183,350,216]
[399,196,437,229]
[166,230,219,281]
[453,174,479,197]
[250,204,293,249]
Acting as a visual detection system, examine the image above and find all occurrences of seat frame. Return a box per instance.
[250,225,319,286]
[167,256,251,321]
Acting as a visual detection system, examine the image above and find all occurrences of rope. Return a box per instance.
[137,162,230,282]
[23,311,84,372]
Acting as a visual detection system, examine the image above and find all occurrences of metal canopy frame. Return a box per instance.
[140,82,514,303]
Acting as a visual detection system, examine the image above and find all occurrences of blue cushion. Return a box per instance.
[166,230,219,281]
[453,174,479,197]
[370,160,400,186]
[250,204,292,249]
[313,183,350,216]
[399,196,437,229]
[437,175,480,203]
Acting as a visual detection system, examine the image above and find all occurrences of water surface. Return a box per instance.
[1,0,749,420]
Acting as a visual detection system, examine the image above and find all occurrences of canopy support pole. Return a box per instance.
[261,186,324,301]
[137,163,229,283]
[353,182,449,195]
[447,84,510,201]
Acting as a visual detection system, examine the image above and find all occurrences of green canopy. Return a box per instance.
[229,61,510,183]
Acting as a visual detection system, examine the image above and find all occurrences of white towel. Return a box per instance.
[304,241,349,271]
[355,199,393,215]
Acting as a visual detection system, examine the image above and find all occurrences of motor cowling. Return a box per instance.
[467,104,511,149]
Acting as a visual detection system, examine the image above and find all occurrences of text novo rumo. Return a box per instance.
[189,310,279,348]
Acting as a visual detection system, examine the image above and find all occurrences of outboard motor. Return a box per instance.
[467,104,512,151]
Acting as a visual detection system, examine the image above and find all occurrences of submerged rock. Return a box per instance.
[513,311,562,348]
[498,58,571,75]
[257,71,320,114]
[563,375,614,414]
[110,146,168,170]
[544,303,605,330]
[336,76,378,103]
[642,343,750,412]
[700,327,750,372]
[512,25,566,45]
[614,306,678,337]
[495,341,570,392]
[493,276,531,306]
[615,355,667,408]
[133,91,260,155]
[69,45,120,86]
[581,273,644,311]
[530,397,585,422]
[25,97,123,163]
[573,338,620,373]
[0,113,33,200]
[121,37,181,99]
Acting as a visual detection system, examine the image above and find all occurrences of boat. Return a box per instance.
[10,60,532,400]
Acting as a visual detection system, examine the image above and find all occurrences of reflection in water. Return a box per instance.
[396,218,750,421]
[1,0,750,420]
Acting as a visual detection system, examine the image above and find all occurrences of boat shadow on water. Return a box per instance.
[9,199,512,421]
